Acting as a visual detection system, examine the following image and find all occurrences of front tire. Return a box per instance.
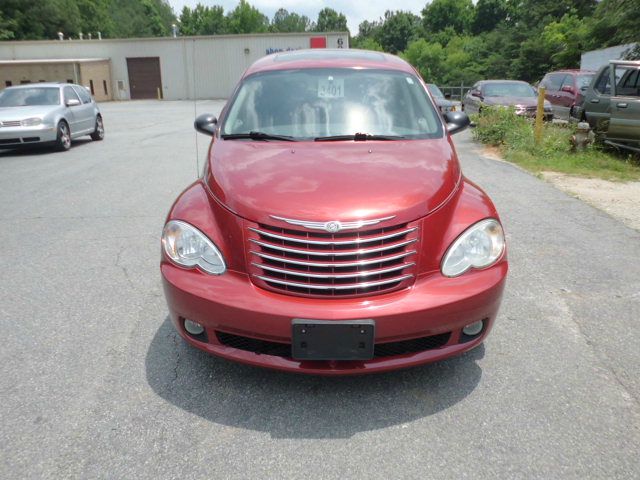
[90,116,104,141]
[55,121,71,151]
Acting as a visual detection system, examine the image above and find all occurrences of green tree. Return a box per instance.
[314,8,348,33]
[356,20,380,39]
[441,35,485,85]
[401,38,446,81]
[422,0,474,34]
[471,0,508,34]
[179,4,226,35]
[0,10,16,40]
[589,0,640,47]
[226,0,269,34]
[1,0,82,40]
[376,11,420,54]
[351,37,384,51]
[508,0,596,31]
[541,14,590,69]
[270,8,311,32]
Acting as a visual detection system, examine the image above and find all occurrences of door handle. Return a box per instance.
[617,103,628,108]
[590,99,600,103]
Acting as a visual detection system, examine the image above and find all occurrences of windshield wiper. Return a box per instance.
[221,131,298,141]
[314,133,405,141]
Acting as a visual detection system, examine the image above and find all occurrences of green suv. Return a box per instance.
[576,60,640,153]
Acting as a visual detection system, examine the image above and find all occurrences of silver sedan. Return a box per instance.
[0,82,104,151]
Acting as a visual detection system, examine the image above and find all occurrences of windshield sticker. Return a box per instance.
[318,77,344,98]
[406,77,415,85]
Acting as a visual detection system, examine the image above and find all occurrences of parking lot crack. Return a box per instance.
[114,245,141,294]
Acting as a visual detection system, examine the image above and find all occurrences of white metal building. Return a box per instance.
[0,32,349,101]
[580,43,638,71]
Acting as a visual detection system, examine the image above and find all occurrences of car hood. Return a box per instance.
[484,96,549,107]
[435,98,454,108]
[0,105,59,120]
[205,138,461,226]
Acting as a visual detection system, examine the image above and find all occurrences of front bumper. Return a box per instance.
[0,124,57,148]
[161,261,507,375]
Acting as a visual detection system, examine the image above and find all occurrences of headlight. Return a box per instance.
[441,219,505,277]
[162,220,226,275]
[21,117,42,126]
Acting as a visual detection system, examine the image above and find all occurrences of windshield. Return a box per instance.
[0,87,60,107]
[483,82,536,98]
[577,74,594,89]
[427,84,445,98]
[222,69,443,140]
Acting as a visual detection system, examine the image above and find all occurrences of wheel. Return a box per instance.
[90,115,104,141]
[55,121,71,151]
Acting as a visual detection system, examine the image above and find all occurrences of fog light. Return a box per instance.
[462,320,483,336]
[184,319,204,335]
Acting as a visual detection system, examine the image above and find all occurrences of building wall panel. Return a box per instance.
[0,63,76,86]
[79,60,112,101]
[0,33,350,101]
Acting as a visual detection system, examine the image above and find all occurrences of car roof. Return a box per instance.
[244,49,416,77]
[477,80,532,86]
[6,82,67,89]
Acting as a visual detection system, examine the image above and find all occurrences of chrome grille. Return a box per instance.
[247,220,419,297]
[0,120,22,128]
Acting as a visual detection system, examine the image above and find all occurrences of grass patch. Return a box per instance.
[472,106,640,181]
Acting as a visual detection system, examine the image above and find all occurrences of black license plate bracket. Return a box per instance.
[291,319,375,361]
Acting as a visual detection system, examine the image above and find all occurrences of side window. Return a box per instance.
[546,74,566,92]
[614,66,640,97]
[539,75,550,89]
[63,86,80,104]
[73,85,92,104]
[594,67,611,95]
[560,75,574,90]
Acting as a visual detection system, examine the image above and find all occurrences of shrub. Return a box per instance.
[471,106,529,146]
[471,107,640,181]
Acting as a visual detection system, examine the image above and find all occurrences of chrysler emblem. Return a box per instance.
[324,221,341,233]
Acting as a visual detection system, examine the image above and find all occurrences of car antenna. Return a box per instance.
[192,39,200,177]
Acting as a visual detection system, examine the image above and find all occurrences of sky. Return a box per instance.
[166,0,428,34]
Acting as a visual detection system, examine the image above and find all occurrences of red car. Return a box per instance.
[161,50,508,375]
[539,69,595,120]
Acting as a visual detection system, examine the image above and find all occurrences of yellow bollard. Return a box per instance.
[534,87,545,146]
[157,87,162,100]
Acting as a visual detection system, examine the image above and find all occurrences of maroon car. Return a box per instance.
[539,69,595,120]
[160,49,508,375]
[462,80,553,120]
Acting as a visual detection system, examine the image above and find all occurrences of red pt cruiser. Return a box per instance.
[161,50,508,375]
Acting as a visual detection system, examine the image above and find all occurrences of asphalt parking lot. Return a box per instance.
[1,100,639,479]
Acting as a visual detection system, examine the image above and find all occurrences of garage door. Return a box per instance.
[126,57,162,100]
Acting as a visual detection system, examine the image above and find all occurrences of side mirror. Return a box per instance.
[66,98,81,107]
[444,92,451,100]
[561,85,575,94]
[470,89,480,97]
[444,111,470,135]
[194,113,217,136]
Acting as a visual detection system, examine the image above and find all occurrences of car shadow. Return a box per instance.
[0,139,93,157]
[145,317,484,439]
